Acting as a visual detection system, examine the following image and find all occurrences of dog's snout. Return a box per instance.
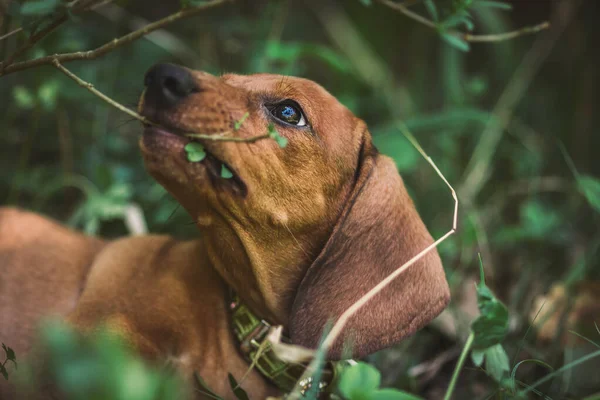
[144,63,197,107]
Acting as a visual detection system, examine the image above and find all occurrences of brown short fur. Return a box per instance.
[0,66,450,399]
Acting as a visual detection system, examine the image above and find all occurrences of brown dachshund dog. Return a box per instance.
[0,64,450,399]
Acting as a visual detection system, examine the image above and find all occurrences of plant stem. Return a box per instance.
[443,332,475,400]
[185,133,270,143]
[0,27,23,42]
[377,0,549,43]
[53,59,272,144]
[53,59,150,124]
[464,22,550,42]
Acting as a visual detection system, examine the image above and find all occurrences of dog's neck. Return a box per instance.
[187,232,339,395]
[198,219,332,327]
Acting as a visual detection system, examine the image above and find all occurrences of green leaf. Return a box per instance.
[2,344,14,360]
[423,0,438,22]
[194,372,224,400]
[20,0,60,16]
[359,0,372,6]
[0,364,7,380]
[372,127,420,172]
[37,79,61,111]
[234,112,249,131]
[84,217,99,234]
[471,293,509,349]
[578,175,600,213]
[181,0,208,7]
[275,135,288,148]
[472,0,513,10]
[220,164,234,179]
[470,257,509,349]
[339,362,381,399]
[184,142,207,162]
[268,124,288,148]
[484,344,510,382]
[369,388,424,400]
[227,374,250,400]
[13,86,36,109]
[263,41,352,75]
[521,200,562,238]
[2,344,16,369]
[440,32,470,52]
[443,14,474,31]
[471,349,485,367]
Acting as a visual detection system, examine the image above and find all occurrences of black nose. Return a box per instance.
[143,63,197,108]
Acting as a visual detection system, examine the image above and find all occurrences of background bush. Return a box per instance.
[1,0,600,398]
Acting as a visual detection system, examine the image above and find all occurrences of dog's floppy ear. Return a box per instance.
[289,134,450,359]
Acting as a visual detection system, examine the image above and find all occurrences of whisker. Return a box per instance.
[282,220,311,260]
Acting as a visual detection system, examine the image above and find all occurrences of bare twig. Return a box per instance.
[53,59,148,123]
[464,22,550,42]
[377,0,550,43]
[94,3,204,67]
[0,27,23,42]
[53,59,271,144]
[0,0,116,72]
[378,0,436,29]
[0,0,228,76]
[1,14,69,71]
[186,133,271,143]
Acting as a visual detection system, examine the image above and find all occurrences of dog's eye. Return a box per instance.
[270,102,307,127]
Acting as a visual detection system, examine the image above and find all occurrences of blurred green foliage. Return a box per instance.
[2,0,600,398]
[16,321,184,400]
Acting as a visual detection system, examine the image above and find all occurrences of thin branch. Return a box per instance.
[377,0,550,43]
[52,59,147,122]
[0,0,116,72]
[378,0,436,29]
[52,59,272,144]
[0,0,228,76]
[0,27,23,42]
[1,14,69,71]
[464,22,550,43]
[186,133,271,143]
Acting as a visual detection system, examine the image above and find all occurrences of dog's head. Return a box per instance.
[138,63,450,359]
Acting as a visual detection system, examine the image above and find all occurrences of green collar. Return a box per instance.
[228,292,343,396]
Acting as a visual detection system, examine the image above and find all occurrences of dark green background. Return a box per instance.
[1,0,599,397]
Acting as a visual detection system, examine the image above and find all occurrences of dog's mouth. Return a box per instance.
[143,124,248,197]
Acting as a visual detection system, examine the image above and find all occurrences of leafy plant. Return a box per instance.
[338,362,422,400]
[0,343,17,380]
[184,142,207,162]
[20,321,183,400]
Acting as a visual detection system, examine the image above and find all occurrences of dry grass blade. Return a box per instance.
[267,326,316,364]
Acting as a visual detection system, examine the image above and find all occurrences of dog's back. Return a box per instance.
[0,207,105,358]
